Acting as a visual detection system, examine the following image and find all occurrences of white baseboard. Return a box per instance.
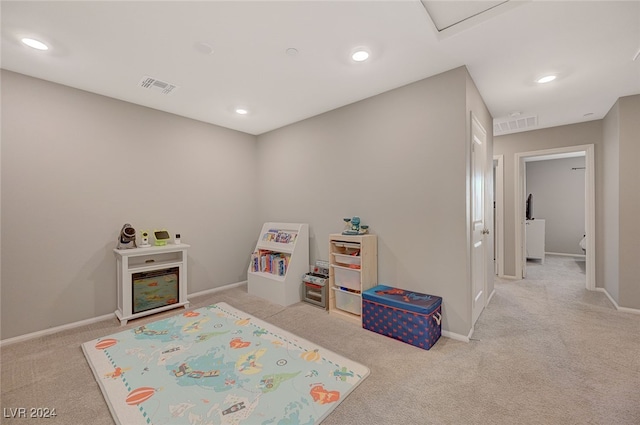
[0,281,249,348]
[618,306,640,315]
[487,288,496,305]
[0,313,115,348]
[456,292,497,343]
[497,274,520,280]
[188,281,247,299]
[441,330,470,343]
[596,287,619,309]
[545,252,586,258]
[595,288,640,315]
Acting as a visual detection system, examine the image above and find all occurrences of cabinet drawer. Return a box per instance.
[332,265,361,291]
[333,253,361,268]
[128,251,183,269]
[331,241,361,256]
[332,287,362,315]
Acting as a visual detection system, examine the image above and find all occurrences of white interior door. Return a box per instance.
[471,114,487,325]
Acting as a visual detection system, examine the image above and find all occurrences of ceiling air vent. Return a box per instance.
[493,115,537,135]
[139,76,178,95]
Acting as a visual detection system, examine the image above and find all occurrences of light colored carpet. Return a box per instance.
[2,255,639,424]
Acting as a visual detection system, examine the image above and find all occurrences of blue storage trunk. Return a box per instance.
[362,285,442,350]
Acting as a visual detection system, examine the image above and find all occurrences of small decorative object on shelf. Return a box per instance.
[341,216,369,235]
[117,223,137,249]
[139,230,151,248]
[154,229,171,246]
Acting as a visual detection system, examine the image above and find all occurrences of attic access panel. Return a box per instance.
[420,0,525,37]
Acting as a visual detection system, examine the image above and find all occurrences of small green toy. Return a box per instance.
[154,230,171,246]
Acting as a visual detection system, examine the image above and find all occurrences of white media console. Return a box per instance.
[114,244,190,325]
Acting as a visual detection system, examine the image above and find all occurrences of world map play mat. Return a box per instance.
[82,302,369,425]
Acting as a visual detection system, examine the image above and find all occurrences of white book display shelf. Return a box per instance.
[248,223,309,306]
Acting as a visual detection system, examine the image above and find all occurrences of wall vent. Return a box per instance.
[493,115,537,135]
[139,76,178,95]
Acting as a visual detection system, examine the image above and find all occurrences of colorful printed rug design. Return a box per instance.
[82,302,369,425]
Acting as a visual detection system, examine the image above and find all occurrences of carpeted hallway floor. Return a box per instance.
[1,254,639,424]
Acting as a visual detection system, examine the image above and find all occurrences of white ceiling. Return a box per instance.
[2,1,639,136]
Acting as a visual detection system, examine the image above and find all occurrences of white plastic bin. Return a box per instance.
[332,287,362,315]
[333,253,361,268]
[332,265,361,291]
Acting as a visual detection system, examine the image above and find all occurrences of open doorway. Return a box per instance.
[514,145,595,290]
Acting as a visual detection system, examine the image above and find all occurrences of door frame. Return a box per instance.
[494,155,504,277]
[514,144,595,290]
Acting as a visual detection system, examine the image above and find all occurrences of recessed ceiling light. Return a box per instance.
[536,75,556,84]
[21,38,48,51]
[194,41,214,55]
[583,112,594,117]
[351,50,369,62]
[286,48,298,56]
[235,108,249,115]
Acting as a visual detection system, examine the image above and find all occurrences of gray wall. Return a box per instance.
[494,121,603,277]
[1,70,259,339]
[1,66,494,340]
[526,157,586,255]
[606,95,640,309]
[257,66,494,337]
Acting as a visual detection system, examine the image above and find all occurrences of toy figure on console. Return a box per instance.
[117,223,137,249]
[342,216,369,235]
[139,230,151,248]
